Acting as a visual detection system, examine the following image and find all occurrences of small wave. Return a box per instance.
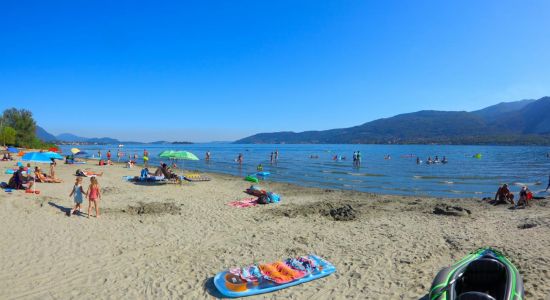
[441,181,454,184]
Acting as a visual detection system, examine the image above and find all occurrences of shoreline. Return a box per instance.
[0,158,549,298]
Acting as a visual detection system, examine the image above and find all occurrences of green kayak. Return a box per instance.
[429,248,524,300]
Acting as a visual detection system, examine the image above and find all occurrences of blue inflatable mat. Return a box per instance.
[213,255,336,298]
[256,172,270,176]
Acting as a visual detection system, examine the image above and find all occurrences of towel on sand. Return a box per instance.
[227,197,258,208]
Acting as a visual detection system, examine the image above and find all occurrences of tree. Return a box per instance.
[0,126,16,146]
[1,108,37,147]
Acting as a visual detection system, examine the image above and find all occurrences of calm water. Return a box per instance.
[59,144,550,198]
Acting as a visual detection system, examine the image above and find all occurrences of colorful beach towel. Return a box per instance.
[227,198,258,208]
[259,261,307,284]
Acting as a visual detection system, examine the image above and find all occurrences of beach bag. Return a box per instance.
[257,194,269,204]
[267,192,280,203]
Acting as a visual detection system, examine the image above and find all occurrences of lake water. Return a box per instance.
[59,144,550,198]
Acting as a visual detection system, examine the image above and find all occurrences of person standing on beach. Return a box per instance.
[107,150,111,162]
[97,150,101,159]
[86,177,101,218]
[143,149,149,167]
[133,153,138,162]
[49,159,57,179]
[69,177,86,216]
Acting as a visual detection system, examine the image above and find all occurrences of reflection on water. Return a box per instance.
[60,144,550,198]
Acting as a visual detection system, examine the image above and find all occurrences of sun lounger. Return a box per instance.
[184,173,211,182]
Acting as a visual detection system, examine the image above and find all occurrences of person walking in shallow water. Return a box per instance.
[546,174,550,192]
[236,153,243,165]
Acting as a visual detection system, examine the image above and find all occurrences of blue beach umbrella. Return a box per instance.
[42,151,64,160]
[7,147,18,153]
[22,152,55,163]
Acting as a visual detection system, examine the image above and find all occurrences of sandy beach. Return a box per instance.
[1,160,549,299]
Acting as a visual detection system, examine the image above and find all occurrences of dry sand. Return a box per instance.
[0,160,549,299]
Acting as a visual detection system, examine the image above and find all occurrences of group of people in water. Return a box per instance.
[417,155,448,165]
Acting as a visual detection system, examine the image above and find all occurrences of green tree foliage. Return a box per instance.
[1,108,37,147]
[0,126,16,145]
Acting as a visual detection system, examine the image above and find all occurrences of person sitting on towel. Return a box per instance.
[493,184,514,205]
[8,167,34,190]
[154,163,178,180]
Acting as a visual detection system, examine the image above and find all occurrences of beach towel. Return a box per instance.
[258,261,307,284]
[227,198,258,208]
[229,266,266,283]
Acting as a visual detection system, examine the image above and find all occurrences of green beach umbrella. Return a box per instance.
[159,150,177,158]
[171,151,199,161]
[168,151,199,171]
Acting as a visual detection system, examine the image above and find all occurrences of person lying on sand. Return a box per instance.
[34,167,62,183]
[493,184,514,205]
[76,169,103,177]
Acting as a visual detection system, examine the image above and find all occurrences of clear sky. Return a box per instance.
[1,1,550,142]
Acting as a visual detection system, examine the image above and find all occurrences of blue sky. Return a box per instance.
[1,1,549,142]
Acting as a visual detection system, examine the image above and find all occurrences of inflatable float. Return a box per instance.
[214,254,335,298]
[429,247,524,300]
[245,175,259,183]
[256,171,270,177]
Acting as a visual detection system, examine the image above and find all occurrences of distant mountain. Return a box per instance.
[36,126,57,142]
[472,99,535,122]
[56,133,89,142]
[172,141,193,144]
[150,141,171,144]
[55,133,120,144]
[236,96,550,145]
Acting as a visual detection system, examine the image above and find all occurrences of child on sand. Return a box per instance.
[69,177,86,216]
[86,177,102,218]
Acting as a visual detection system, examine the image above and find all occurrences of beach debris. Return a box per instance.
[518,223,538,229]
[329,204,356,221]
[123,202,181,215]
[433,205,471,217]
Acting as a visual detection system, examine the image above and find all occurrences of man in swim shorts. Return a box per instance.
[494,184,514,205]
